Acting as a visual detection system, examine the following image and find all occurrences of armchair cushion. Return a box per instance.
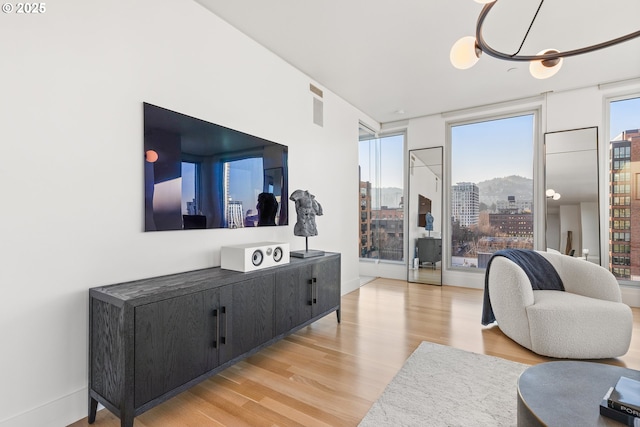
[527,290,632,359]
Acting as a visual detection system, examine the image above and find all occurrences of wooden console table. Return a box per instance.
[88,253,341,427]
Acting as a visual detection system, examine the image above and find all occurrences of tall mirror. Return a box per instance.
[545,127,600,264]
[408,147,443,285]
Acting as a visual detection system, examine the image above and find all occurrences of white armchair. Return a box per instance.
[487,250,632,359]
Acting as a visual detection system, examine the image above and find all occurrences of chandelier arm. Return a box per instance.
[511,0,546,57]
[475,1,640,62]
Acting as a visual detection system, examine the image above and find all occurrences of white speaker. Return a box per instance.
[221,242,290,272]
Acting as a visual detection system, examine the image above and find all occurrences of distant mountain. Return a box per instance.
[476,175,533,207]
[369,177,530,211]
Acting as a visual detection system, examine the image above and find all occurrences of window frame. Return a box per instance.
[358,128,407,264]
[605,92,640,285]
[445,108,541,273]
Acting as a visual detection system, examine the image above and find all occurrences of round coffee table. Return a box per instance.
[518,361,640,426]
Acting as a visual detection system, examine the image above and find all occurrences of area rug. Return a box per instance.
[358,342,529,427]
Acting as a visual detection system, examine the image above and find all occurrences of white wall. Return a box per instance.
[559,204,581,255]
[581,201,600,262]
[546,213,561,250]
[0,1,372,425]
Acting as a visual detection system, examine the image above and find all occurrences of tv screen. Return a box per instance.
[143,103,288,231]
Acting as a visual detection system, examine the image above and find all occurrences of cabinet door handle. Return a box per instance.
[212,308,219,348]
[220,306,227,345]
[312,277,317,304]
[308,279,314,305]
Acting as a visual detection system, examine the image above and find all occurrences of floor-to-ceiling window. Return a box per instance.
[609,95,640,283]
[182,161,198,215]
[359,128,405,262]
[449,113,535,269]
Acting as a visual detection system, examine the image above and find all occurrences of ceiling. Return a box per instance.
[193,0,640,124]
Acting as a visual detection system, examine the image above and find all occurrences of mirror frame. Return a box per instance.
[544,126,600,264]
[407,147,443,285]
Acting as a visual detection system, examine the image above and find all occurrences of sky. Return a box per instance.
[452,114,534,183]
[452,97,639,183]
[610,97,640,139]
[359,134,404,188]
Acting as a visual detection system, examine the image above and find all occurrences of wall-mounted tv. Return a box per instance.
[143,103,288,231]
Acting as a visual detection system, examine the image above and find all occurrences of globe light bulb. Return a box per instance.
[529,49,563,79]
[450,36,481,70]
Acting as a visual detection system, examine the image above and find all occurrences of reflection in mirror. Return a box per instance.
[408,147,443,285]
[545,127,599,264]
[143,103,288,231]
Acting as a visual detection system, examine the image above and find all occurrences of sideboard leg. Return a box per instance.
[88,397,98,424]
[121,414,134,427]
[336,308,341,323]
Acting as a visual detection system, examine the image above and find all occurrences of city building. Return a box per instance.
[488,213,534,237]
[451,182,479,227]
[489,196,534,237]
[368,205,404,261]
[496,196,533,213]
[359,180,373,257]
[610,129,640,280]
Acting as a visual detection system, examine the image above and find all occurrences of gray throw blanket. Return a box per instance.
[481,249,564,326]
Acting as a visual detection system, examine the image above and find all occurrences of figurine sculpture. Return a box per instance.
[289,189,324,258]
[290,189,323,236]
[425,212,434,236]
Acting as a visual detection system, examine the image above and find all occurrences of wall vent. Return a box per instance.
[313,98,324,127]
[309,84,323,98]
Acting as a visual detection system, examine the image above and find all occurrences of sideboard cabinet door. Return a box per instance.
[312,256,341,317]
[274,255,341,335]
[230,275,275,359]
[133,286,231,407]
[274,266,311,336]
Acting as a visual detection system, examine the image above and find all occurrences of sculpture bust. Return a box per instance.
[425,212,434,231]
[290,189,323,237]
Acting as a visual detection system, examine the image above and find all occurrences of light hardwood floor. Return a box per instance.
[71,278,640,427]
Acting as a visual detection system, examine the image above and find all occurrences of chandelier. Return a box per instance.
[546,189,561,200]
[450,0,640,79]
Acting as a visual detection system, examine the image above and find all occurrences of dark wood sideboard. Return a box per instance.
[417,237,441,268]
[88,252,341,427]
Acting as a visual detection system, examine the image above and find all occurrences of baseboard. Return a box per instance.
[358,260,406,282]
[621,286,640,308]
[0,387,87,427]
[443,268,484,289]
[342,276,361,294]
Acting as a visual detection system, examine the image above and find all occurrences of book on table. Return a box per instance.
[600,396,640,427]
[600,378,640,427]
[608,376,640,416]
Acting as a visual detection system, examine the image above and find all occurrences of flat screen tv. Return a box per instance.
[143,103,288,231]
